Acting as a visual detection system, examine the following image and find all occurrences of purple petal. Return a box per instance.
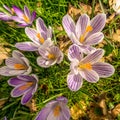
[12,50,24,58]
[21,90,33,105]
[0,13,12,21]
[24,6,30,19]
[3,5,12,13]
[70,60,79,74]
[11,16,24,23]
[18,23,30,27]
[88,14,106,36]
[36,17,47,39]
[25,27,39,44]
[0,66,15,76]
[68,44,83,61]
[9,69,26,75]
[38,47,49,59]
[11,84,32,97]
[35,107,51,120]
[92,62,115,77]
[8,77,25,87]
[80,69,99,83]
[81,49,104,64]
[47,26,52,39]
[70,33,80,45]
[61,106,70,120]
[56,96,68,104]
[67,72,83,91]
[12,6,23,17]
[31,11,36,22]
[62,14,75,38]
[84,32,104,45]
[78,14,90,35]
[15,42,38,51]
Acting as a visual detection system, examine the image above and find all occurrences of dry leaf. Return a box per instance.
[109,0,116,8]
[70,100,87,120]
[0,98,8,109]
[0,46,10,65]
[112,29,120,42]
[106,13,115,24]
[94,3,103,14]
[68,3,92,19]
[112,104,120,118]
[25,99,37,112]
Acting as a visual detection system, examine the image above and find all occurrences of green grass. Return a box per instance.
[0,0,120,120]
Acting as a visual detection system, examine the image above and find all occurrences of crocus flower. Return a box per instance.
[37,45,63,68]
[11,5,36,27]
[4,116,7,120]
[67,44,115,91]
[62,14,106,53]
[15,17,53,51]
[113,0,120,14]
[0,5,14,21]
[35,96,70,120]
[8,74,38,105]
[0,50,31,76]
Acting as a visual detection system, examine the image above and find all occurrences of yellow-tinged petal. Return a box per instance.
[19,82,33,90]
[53,105,61,117]
[14,64,27,70]
[36,33,45,44]
[79,63,92,70]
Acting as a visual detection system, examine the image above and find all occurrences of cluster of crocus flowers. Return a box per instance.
[8,74,38,105]
[35,96,70,120]
[15,17,53,51]
[67,44,115,91]
[0,5,36,27]
[0,50,31,76]
[62,14,106,54]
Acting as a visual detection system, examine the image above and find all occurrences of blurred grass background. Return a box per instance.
[0,0,120,120]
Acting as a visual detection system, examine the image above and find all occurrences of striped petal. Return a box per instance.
[80,69,99,83]
[12,6,23,17]
[81,49,104,64]
[15,42,38,51]
[78,14,90,35]
[92,62,115,77]
[88,14,106,36]
[24,6,30,19]
[31,11,36,22]
[84,32,104,45]
[21,90,33,105]
[25,27,39,44]
[68,44,83,61]
[67,72,83,91]
[62,14,75,38]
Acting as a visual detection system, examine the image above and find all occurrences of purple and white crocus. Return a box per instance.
[15,17,53,51]
[35,96,70,120]
[0,5,14,21]
[8,74,38,105]
[0,50,32,76]
[12,5,36,27]
[67,44,115,91]
[62,14,106,53]
[37,46,63,68]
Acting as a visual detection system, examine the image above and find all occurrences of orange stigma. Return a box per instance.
[79,25,93,43]
[79,63,92,70]
[11,8,14,14]
[53,105,61,117]
[47,53,55,59]
[36,33,44,44]
[19,82,33,90]
[14,64,27,70]
[23,15,30,23]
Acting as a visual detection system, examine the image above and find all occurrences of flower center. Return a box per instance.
[53,105,61,117]
[36,33,45,44]
[14,64,27,70]
[23,15,30,23]
[79,25,93,43]
[78,63,92,70]
[47,53,55,59]
[19,82,34,90]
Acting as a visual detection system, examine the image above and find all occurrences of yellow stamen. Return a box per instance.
[53,105,61,117]
[11,8,14,14]
[36,33,45,44]
[79,25,93,43]
[14,64,27,70]
[47,54,55,59]
[23,15,30,23]
[19,82,33,90]
[79,63,92,70]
